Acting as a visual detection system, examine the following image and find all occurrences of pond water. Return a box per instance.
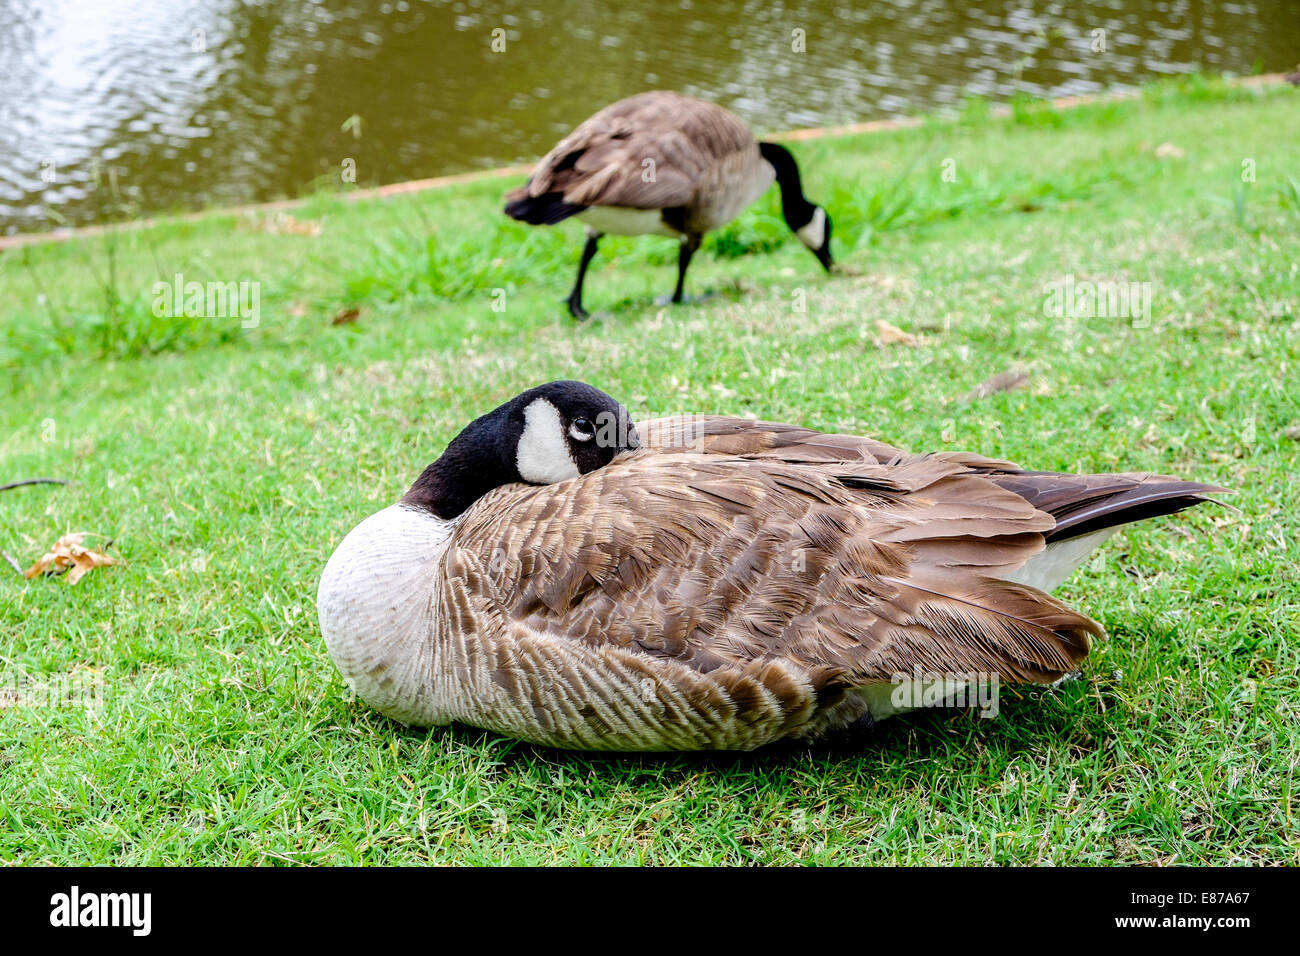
[2,0,1296,234]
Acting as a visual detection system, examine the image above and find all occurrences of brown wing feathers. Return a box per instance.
[443,414,1217,717]
[504,92,756,222]
[453,451,1101,691]
[643,415,1224,542]
[867,575,1100,681]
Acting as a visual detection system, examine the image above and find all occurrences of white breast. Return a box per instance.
[317,504,458,726]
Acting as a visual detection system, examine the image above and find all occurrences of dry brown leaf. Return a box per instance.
[874,319,922,346]
[331,306,361,326]
[963,368,1030,403]
[25,532,116,585]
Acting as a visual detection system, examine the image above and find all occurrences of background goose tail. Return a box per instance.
[503,189,586,225]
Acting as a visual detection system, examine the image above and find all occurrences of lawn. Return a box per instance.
[1,75,1296,865]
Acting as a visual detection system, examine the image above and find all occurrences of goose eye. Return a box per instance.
[569,417,595,441]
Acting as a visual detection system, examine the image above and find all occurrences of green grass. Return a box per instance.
[1,75,1297,865]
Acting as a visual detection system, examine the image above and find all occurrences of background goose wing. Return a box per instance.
[507,92,756,210]
[442,452,1100,697]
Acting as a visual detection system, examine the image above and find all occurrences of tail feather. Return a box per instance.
[1046,481,1225,541]
[503,189,587,226]
[988,472,1227,542]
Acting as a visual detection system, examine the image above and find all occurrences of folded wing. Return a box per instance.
[504,92,755,215]
[444,450,1102,697]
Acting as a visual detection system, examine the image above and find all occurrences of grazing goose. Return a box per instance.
[317,381,1223,752]
[504,91,833,319]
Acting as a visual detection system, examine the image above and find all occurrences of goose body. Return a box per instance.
[504,91,833,319]
[318,382,1222,752]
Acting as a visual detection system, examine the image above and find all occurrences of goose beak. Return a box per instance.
[814,242,834,272]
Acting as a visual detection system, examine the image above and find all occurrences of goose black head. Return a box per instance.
[404,381,640,519]
[759,141,834,272]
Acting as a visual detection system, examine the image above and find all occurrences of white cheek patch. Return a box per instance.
[516,398,581,484]
[796,206,826,250]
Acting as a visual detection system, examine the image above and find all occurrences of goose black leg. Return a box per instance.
[567,231,601,321]
[669,234,702,304]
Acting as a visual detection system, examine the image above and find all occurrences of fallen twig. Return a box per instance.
[0,478,69,493]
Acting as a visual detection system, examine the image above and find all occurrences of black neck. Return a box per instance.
[401,410,518,519]
[759,141,816,229]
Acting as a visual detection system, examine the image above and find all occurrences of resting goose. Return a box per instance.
[504,91,833,319]
[317,381,1223,752]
